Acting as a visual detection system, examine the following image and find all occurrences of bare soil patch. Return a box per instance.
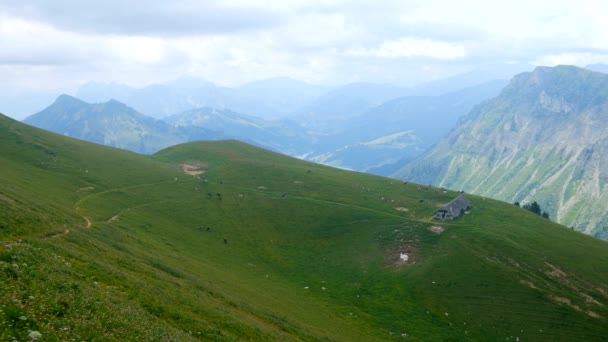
[178,162,206,176]
[394,207,409,212]
[545,262,568,278]
[257,186,268,190]
[108,215,119,223]
[385,243,418,268]
[427,225,445,234]
[519,279,537,289]
[78,186,95,191]
[551,295,573,305]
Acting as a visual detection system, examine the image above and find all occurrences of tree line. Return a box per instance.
[514,201,550,219]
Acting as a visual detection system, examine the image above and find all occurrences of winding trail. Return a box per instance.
[74,178,182,209]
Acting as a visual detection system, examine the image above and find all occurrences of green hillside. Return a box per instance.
[395,65,608,238]
[2,113,608,341]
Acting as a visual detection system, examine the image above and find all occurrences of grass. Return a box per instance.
[2,113,608,340]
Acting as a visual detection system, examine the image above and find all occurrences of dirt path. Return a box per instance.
[83,216,91,228]
[48,229,70,238]
[74,178,182,208]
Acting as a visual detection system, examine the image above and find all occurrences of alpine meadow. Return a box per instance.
[2,113,608,341]
[4,1,608,341]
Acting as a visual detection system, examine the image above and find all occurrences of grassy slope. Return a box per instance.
[2,114,608,341]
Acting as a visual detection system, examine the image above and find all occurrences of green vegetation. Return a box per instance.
[2,113,608,341]
[396,66,608,237]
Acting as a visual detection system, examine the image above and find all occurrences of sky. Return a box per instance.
[1,0,608,94]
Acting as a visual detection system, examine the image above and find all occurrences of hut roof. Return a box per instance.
[435,194,471,218]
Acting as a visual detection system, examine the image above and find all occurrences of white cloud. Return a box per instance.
[2,0,608,93]
[107,36,169,65]
[348,37,467,59]
[534,53,608,67]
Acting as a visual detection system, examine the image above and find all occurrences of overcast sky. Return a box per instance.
[1,0,607,92]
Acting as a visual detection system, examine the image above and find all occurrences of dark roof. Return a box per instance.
[436,195,471,215]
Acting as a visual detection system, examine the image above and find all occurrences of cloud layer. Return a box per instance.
[1,0,608,90]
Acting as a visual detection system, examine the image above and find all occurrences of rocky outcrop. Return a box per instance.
[395,65,608,238]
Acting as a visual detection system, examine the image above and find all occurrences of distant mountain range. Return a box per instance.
[23,95,219,154]
[71,62,535,122]
[395,65,608,238]
[76,77,330,120]
[304,80,507,174]
[164,107,312,154]
[23,78,505,172]
[19,64,608,239]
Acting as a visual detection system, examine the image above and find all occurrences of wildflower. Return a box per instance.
[28,330,42,340]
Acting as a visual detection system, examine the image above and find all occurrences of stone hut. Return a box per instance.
[434,195,471,220]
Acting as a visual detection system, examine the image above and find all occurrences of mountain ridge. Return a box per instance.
[23,94,219,154]
[395,65,608,237]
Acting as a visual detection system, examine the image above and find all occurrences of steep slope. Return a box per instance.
[2,113,608,340]
[305,81,507,175]
[23,95,218,154]
[395,65,608,238]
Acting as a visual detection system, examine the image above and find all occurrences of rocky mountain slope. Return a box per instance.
[305,81,506,174]
[395,65,608,238]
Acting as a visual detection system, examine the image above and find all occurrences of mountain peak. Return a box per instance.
[54,94,86,105]
[499,65,608,111]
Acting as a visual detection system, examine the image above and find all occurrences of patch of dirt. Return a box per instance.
[545,262,568,278]
[550,295,582,312]
[587,310,602,318]
[47,229,70,238]
[293,180,304,184]
[257,186,267,190]
[78,186,95,191]
[543,261,584,290]
[550,295,573,305]
[427,225,445,234]
[108,215,119,223]
[385,244,418,268]
[178,162,206,176]
[581,293,604,307]
[394,207,409,212]
[83,216,91,228]
[520,279,537,289]
[596,287,608,298]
